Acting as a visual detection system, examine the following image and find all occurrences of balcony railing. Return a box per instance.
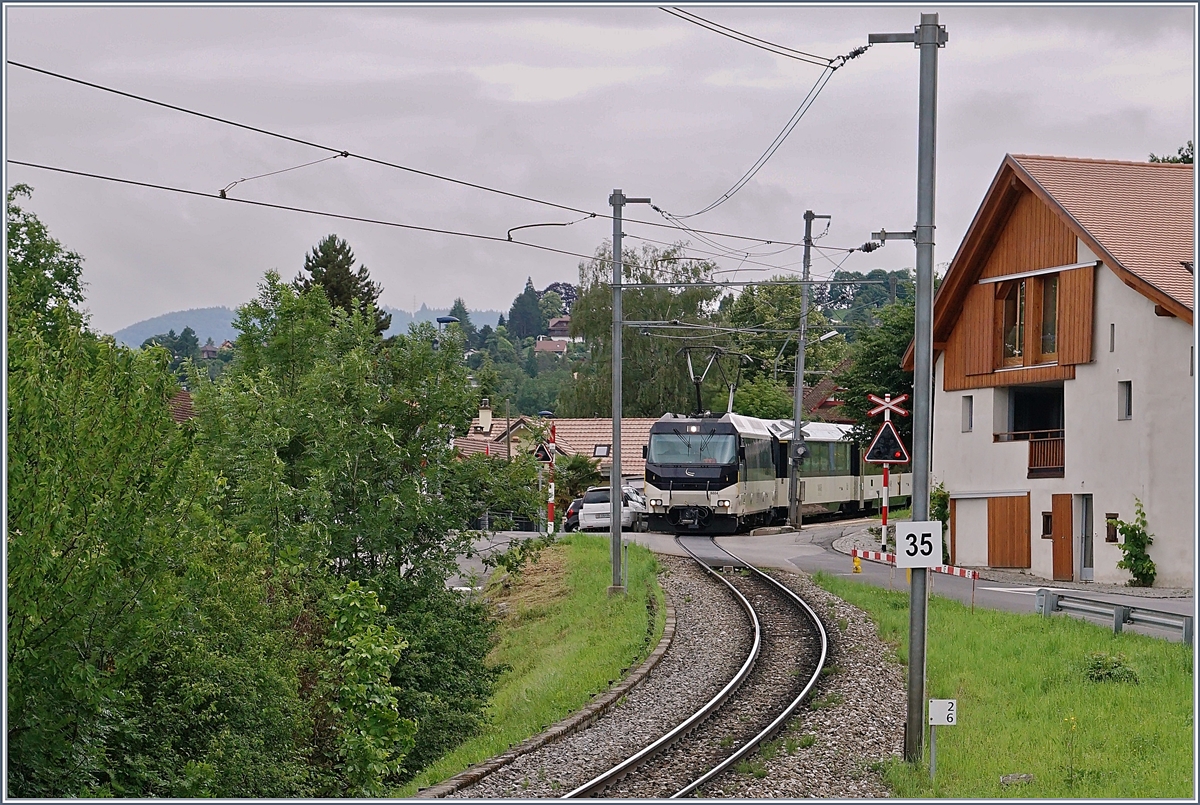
[994,430,1065,478]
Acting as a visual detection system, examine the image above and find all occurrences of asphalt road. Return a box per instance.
[452,521,1194,642]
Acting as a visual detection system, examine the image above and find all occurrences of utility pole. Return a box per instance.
[609,189,651,594]
[869,12,947,765]
[788,210,830,528]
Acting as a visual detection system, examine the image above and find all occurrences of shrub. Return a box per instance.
[1111,500,1156,587]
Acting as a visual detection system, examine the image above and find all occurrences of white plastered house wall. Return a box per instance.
[933,238,1195,586]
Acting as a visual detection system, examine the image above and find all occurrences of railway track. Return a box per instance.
[563,536,828,799]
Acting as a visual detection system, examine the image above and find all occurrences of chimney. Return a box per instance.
[478,397,492,434]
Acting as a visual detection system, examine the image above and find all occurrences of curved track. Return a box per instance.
[563,536,827,799]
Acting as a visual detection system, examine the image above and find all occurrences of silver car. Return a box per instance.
[578,486,647,532]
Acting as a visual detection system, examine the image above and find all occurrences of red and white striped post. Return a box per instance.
[881,462,890,552]
[547,424,557,535]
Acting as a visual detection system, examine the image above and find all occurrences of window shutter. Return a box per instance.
[1058,264,1095,365]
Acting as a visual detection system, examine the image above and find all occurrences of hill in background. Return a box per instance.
[110,304,504,347]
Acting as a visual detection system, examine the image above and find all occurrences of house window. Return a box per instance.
[1105,513,1119,543]
[961,395,974,432]
[1041,511,1053,538]
[1002,281,1025,364]
[1109,323,1115,353]
[593,444,611,458]
[1040,275,1058,356]
[1117,381,1132,420]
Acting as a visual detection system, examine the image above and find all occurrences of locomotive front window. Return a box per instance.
[647,433,737,465]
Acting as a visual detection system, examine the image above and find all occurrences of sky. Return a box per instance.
[4,3,1195,335]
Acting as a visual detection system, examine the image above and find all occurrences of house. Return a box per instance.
[533,338,569,356]
[168,389,195,423]
[199,341,220,360]
[906,154,1193,586]
[454,399,657,481]
[547,316,572,340]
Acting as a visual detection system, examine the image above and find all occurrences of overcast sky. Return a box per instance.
[5,3,1195,335]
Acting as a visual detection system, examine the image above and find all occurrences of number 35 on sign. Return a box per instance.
[894,520,944,568]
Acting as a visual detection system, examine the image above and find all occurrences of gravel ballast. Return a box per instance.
[449,558,906,799]
[700,569,906,798]
[452,555,750,798]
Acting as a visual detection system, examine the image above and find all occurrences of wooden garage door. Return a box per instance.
[988,494,1031,568]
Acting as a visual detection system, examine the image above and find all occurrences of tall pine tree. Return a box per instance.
[507,278,543,341]
[294,234,392,336]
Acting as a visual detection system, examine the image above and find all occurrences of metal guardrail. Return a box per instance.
[1036,589,1193,645]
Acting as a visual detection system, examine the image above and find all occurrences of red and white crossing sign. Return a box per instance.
[868,392,909,418]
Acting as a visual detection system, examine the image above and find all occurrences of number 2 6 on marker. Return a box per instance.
[894,521,943,568]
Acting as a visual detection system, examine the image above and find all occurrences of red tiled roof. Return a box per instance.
[534,339,568,353]
[1010,154,1194,311]
[168,389,194,423]
[454,416,658,476]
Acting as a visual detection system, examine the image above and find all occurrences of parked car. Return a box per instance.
[578,486,647,532]
[564,497,583,532]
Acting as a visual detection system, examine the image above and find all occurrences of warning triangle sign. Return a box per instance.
[865,420,910,463]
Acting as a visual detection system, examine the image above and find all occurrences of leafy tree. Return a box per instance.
[554,453,603,513]
[1112,500,1156,587]
[294,234,392,336]
[557,241,724,417]
[6,184,86,340]
[835,300,916,449]
[1149,140,1193,163]
[733,376,795,419]
[524,344,539,378]
[6,322,192,795]
[507,278,543,340]
[539,290,564,322]
[725,280,848,384]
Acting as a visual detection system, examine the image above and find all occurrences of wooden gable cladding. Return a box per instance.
[941,186,1087,391]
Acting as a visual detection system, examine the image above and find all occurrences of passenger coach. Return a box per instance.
[643,412,911,535]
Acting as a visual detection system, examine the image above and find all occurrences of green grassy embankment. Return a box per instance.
[398,534,664,796]
[811,571,1193,798]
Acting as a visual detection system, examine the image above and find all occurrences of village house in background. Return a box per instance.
[908,154,1194,587]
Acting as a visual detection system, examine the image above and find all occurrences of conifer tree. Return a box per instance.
[294,234,392,336]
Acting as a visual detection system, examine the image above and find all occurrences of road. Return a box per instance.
[622,517,1195,643]
[452,520,1193,642]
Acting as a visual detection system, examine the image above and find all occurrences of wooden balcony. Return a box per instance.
[994,429,1065,479]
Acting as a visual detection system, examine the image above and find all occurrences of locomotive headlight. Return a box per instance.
[650,499,662,507]
[717,499,731,508]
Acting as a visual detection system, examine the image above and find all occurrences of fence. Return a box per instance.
[1036,589,1193,644]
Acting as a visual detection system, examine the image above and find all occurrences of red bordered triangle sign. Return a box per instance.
[864,420,910,463]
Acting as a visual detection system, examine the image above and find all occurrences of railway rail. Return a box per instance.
[563,536,828,798]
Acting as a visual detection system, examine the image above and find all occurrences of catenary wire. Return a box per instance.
[7,159,620,266]
[221,152,348,197]
[8,59,822,250]
[661,7,834,67]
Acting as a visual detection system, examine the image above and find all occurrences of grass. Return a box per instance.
[810,571,1193,798]
[397,534,665,796]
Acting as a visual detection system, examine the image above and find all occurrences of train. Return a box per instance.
[642,412,912,535]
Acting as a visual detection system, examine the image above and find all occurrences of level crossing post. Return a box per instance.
[547,424,556,535]
[869,11,946,765]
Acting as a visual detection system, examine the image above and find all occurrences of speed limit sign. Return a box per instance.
[894,521,943,568]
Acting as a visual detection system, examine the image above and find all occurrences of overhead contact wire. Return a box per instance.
[7,59,817,249]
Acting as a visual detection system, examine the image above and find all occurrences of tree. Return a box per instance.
[294,234,392,336]
[554,453,603,514]
[539,290,564,322]
[733,376,795,419]
[835,301,916,449]
[725,280,848,385]
[448,297,477,348]
[557,241,724,417]
[6,184,86,341]
[507,278,543,340]
[1149,140,1193,164]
